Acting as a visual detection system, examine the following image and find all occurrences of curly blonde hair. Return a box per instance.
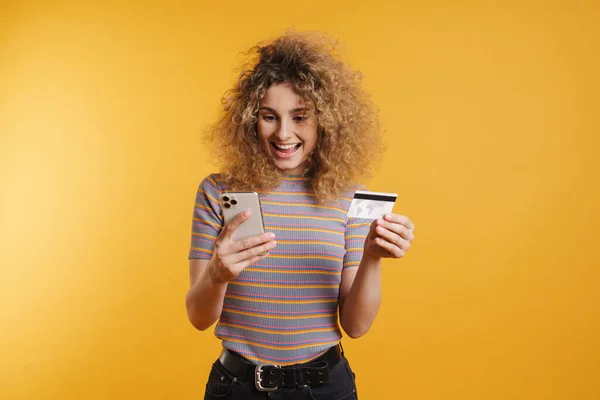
[205,31,383,202]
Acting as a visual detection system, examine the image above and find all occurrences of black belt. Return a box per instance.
[218,344,343,392]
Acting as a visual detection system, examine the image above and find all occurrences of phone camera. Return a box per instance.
[230,199,237,205]
[223,202,231,209]
[222,196,230,202]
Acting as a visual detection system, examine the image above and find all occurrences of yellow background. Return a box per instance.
[1,1,599,399]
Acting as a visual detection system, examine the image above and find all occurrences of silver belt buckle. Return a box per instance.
[255,363,279,392]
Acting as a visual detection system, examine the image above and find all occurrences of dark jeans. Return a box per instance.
[204,352,358,400]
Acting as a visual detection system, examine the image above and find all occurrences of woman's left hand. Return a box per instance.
[363,214,415,259]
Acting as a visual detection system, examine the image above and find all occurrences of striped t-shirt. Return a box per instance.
[189,174,371,365]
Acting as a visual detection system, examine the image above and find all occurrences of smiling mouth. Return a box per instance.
[271,142,302,158]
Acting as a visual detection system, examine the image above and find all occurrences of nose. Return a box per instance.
[275,117,293,141]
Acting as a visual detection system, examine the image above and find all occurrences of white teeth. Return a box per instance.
[275,143,299,150]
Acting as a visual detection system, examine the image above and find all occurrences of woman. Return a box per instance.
[186,32,415,400]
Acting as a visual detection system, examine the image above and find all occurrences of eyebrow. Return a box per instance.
[258,106,309,114]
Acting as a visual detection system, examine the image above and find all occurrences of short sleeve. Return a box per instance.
[188,175,224,260]
[342,184,371,268]
[343,217,371,268]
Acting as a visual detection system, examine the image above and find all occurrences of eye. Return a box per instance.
[261,114,277,122]
[293,115,309,122]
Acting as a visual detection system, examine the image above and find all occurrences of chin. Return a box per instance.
[274,161,307,175]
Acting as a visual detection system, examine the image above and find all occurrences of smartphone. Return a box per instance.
[220,192,265,242]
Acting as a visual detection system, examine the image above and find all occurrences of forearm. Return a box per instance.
[339,254,382,338]
[185,260,228,331]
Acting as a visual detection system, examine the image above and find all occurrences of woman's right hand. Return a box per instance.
[209,210,276,283]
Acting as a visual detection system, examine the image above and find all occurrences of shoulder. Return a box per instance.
[326,181,366,210]
[198,173,232,193]
[340,181,366,200]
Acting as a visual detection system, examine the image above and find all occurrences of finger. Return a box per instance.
[374,237,405,258]
[236,251,271,271]
[380,222,415,242]
[368,219,380,239]
[375,226,411,251]
[234,232,276,252]
[221,210,251,239]
[229,240,277,264]
[376,220,414,242]
[383,214,415,231]
[215,248,270,281]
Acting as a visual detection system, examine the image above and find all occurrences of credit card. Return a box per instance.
[347,190,398,219]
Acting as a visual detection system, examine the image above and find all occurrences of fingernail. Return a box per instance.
[266,233,275,239]
[242,210,250,217]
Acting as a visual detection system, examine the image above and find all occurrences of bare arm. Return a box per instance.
[185,258,229,331]
[338,254,382,338]
[185,211,277,331]
[339,214,415,338]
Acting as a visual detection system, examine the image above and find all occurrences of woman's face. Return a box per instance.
[256,82,318,175]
